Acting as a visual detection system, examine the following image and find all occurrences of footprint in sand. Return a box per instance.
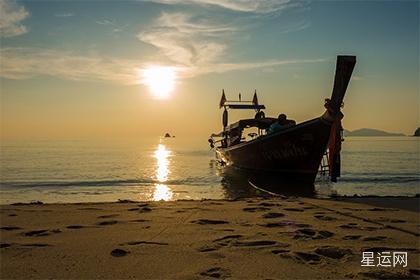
[296,228,316,236]
[314,215,337,221]
[390,219,406,223]
[139,207,152,213]
[362,236,387,242]
[294,252,321,263]
[259,221,290,228]
[262,212,285,219]
[313,230,334,239]
[368,207,393,212]
[200,267,231,279]
[211,235,243,247]
[314,246,352,259]
[197,245,218,252]
[24,229,59,237]
[191,219,229,225]
[129,219,149,223]
[272,249,290,255]
[284,208,304,212]
[213,235,243,243]
[111,248,129,257]
[339,223,359,229]
[294,229,334,240]
[343,235,361,240]
[22,243,51,247]
[219,228,235,232]
[122,241,168,246]
[258,202,278,207]
[1,226,22,231]
[234,240,277,247]
[97,220,118,226]
[97,214,119,219]
[242,207,271,212]
[67,225,85,229]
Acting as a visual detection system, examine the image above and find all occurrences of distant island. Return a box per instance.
[414,128,420,137]
[343,128,405,137]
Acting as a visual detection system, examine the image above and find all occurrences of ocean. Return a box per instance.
[0,137,418,204]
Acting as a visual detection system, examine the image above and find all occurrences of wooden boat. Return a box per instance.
[209,55,356,185]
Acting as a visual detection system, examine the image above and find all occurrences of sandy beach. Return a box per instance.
[1,197,419,279]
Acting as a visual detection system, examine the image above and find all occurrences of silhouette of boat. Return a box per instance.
[209,55,356,185]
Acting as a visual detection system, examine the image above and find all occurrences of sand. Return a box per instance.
[1,197,419,279]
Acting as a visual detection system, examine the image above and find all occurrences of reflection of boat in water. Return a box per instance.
[209,55,356,189]
[217,165,316,199]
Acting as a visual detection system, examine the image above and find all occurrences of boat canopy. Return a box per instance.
[226,117,276,132]
[224,104,266,110]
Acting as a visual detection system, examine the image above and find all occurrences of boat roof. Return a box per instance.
[225,104,266,110]
[226,117,276,131]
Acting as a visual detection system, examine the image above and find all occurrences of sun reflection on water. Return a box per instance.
[153,184,173,201]
[152,144,173,201]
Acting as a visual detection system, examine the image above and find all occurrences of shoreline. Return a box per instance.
[1,196,419,279]
[2,195,419,212]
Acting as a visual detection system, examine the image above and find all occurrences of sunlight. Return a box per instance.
[154,144,171,182]
[141,66,176,99]
[152,144,173,201]
[153,183,173,201]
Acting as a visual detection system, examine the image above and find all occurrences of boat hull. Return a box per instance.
[216,117,333,184]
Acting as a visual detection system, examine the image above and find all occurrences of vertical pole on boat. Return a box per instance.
[330,56,356,114]
[222,108,228,128]
[220,89,228,148]
[219,89,226,108]
[328,119,343,182]
[327,55,356,182]
[252,90,258,106]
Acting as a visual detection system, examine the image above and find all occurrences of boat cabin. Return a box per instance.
[209,90,292,148]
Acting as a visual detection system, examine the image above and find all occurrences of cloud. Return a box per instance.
[54,13,74,18]
[137,11,317,79]
[0,0,29,38]
[0,47,324,85]
[138,12,234,66]
[0,48,141,84]
[96,19,114,25]
[145,0,295,14]
[95,19,127,33]
[0,4,319,85]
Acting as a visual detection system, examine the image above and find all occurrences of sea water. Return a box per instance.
[0,137,418,203]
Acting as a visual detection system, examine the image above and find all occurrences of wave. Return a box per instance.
[337,175,419,184]
[0,177,220,189]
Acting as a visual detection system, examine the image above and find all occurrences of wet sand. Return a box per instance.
[1,197,419,279]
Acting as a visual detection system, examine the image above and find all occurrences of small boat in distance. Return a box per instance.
[209,55,356,185]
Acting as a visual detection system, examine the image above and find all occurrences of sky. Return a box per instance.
[0,0,418,140]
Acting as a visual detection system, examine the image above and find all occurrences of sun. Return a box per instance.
[141,66,176,99]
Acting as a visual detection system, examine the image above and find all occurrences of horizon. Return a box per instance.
[1,0,419,141]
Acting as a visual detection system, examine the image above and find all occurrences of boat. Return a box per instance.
[208,55,356,185]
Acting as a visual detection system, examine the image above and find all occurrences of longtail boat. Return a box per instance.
[209,55,356,186]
